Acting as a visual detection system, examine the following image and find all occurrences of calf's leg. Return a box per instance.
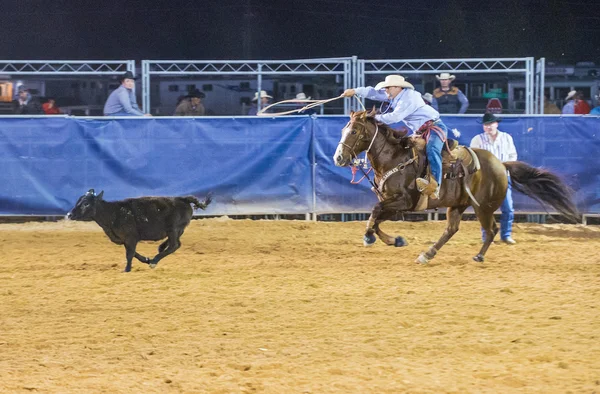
[123,241,139,272]
[148,230,183,269]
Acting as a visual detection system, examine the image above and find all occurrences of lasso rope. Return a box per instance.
[257,95,366,116]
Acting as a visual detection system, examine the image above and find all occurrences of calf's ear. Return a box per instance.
[97,191,104,200]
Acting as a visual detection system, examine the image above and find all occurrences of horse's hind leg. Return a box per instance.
[473,209,498,262]
[416,206,467,264]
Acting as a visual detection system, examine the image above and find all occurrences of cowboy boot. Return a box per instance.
[416,176,439,199]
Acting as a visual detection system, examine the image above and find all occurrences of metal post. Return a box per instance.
[256,64,263,113]
[141,60,149,114]
[344,60,350,115]
[538,58,545,114]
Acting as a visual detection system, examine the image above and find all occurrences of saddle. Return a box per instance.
[412,137,480,179]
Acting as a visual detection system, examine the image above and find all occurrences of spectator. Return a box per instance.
[590,95,600,115]
[295,92,316,115]
[421,93,433,106]
[543,94,561,114]
[574,92,591,114]
[470,113,518,244]
[12,86,43,114]
[247,90,272,115]
[431,73,469,114]
[174,89,206,116]
[42,97,62,115]
[103,71,150,116]
[562,90,576,114]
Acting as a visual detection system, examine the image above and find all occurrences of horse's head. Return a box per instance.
[67,189,104,221]
[333,109,379,167]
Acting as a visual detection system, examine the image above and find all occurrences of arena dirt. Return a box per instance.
[0,218,599,393]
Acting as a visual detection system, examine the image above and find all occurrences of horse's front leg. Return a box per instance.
[364,196,411,247]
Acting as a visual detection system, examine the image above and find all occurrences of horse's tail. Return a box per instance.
[503,161,579,223]
[182,192,213,210]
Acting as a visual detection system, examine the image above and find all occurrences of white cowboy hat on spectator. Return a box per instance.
[295,92,311,100]
[374,75,414,90]
[422,93,433,103]
[436,72,456,81]
[252,90,273,101]
[565,90,577,101]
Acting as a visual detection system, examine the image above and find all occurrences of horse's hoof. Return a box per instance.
[473,254,485,263]
[415,253,429,264]
[394,236,408,247]
[149,263,157,269]
[363,234,376,247]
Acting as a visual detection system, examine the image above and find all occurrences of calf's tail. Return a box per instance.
[183,193,213,210]
[503,161,579,223]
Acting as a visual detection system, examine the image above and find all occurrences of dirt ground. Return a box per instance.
[0,217,599,394]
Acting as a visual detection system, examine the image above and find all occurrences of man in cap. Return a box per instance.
[470,112,518,244]
[247,90,273,115]
[431,73,469,114]
[103,71,151,116]
[561,90,577,115]
[12,86,43,114]
[342,74,447,199]
[174,89,206,116]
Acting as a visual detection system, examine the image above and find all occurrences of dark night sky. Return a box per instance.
[2,0,600,64]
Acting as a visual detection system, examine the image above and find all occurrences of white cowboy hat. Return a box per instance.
[565,90,577,101]
[374,75,414,90]
[252,90,273,101]
[436,72,456,81]
[295,92,311,100]
[422,93,433,103]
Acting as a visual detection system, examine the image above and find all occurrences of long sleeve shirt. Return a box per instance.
[561,100,575,115]
[354,86,440,133]
[470,131,518,162]
[103,85,144,116]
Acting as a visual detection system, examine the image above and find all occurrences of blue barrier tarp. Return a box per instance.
[0,115,598,215]
[0,117,313,215]
[314,115,600,214]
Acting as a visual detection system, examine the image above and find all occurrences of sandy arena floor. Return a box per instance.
[0,218,599,393]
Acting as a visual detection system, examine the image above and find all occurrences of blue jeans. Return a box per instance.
[482,177,514,241]
[426,120,447,186]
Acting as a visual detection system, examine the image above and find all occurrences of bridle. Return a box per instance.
[338,117,382,168]
[339,116,421,198]
[338,116,387,197]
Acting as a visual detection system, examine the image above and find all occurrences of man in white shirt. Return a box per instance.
[470,113,518,244]
[342,75,446,199]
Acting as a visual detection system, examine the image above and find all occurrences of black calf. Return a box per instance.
[67,189,212,272]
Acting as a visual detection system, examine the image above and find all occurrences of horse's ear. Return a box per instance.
[86,189,95,195]
[350,110,355,116]
[367,106,377,118]
[97,191,104,200]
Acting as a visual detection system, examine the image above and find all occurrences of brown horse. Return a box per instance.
[333,110,579,264]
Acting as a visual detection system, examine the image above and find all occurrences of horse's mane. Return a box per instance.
[352,110,415,149]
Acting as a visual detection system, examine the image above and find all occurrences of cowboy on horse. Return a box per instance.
[342,75,445,199]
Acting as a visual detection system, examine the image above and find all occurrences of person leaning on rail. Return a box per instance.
[342,74,447,200]
[103,71,151,117]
